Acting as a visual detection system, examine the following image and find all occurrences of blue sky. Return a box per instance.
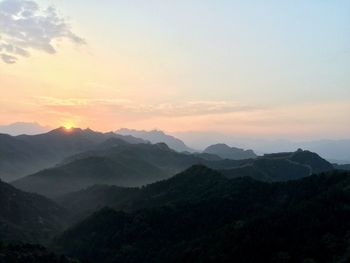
[44,0,350,103]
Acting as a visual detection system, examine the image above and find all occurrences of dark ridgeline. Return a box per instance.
[0,126,349,263]
[204,143,257,160]
[0,127,146,182]
[116,128,195,153]
[221,149,334,181]
[53,167,350,263]
[12,141,333,198]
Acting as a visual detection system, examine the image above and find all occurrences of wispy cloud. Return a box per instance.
[0,0,84,64]
[32,96,260,118]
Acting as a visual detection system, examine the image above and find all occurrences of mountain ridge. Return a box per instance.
[204,143,257,160]
[0,127,146,181]
[116,128,194,152]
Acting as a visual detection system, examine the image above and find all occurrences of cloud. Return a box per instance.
[32,96,260,118]
[1,53,17,64]
[0,0,84,64]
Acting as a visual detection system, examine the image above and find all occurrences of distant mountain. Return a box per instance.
[116,128,194,152]
[12,143,240,198]
[221,149,334,181]
[0,179,68,244]
[0,127,146,181]
[172,131,350,162]
[53,168,350,263]
[0,122,50,136]
[300,139,350,163]
[204,143,257,160]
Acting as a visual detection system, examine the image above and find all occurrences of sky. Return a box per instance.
[0,0,349,139]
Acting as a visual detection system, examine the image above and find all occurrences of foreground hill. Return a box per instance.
[0,179,68,244]
[55,156,332,223]
[204,143,257,160]
[116,128,194,152]
[0,242,79,263]
[0,127,145,181]
[53,167,350,263]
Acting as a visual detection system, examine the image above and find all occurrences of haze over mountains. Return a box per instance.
[0,179,68,244]
[116,128,194,152]
[12,138,334,198]
[1,0,349,261]
[2,122,349,163]
[0,124,349,263]
[173,131,350,163]
[0,122,51,136]
[0,127,146,181]
[204,143,257,160]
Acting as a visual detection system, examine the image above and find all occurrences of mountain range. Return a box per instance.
[173,131,350,163]
[0,125,349,263]
[116,128,194,152]
[52,166,350,263]
[12,141,239,197]
[12,136,333,198]
[0,127,145,181]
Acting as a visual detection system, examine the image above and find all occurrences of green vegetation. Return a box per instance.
[54,167,350,263]
[0,179,68,244]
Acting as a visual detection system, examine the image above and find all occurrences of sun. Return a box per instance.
[63,124,74,131]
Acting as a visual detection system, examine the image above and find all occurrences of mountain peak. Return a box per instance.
[0,122,50,135]
[204,143,257,160]
[116,128,194,152]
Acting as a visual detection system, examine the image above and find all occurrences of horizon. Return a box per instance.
[1,121,350,163]
[1,121,350,142]
[1,0,349,139]
[1,2,350,259]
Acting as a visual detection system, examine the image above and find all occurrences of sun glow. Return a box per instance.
[63,124,73,131]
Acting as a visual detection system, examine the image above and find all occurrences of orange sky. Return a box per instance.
[1,0,349,139]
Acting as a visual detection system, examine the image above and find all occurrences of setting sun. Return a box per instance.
[63,124,73,131]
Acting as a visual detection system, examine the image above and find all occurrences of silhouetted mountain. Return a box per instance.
[0,179,68,244]
[55,166,228,218]
[204,143,257,160]
[53,168,350,263]
[14,145,332,198]
[55,154,333,221]
[221,149,334,181]
[56,185,139,222]
[116,128,194,152]
[13,143,239,198]
[0,122,50,136]
[10,143,177,197]
[173,132,350,163]
[0,127,146,181]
